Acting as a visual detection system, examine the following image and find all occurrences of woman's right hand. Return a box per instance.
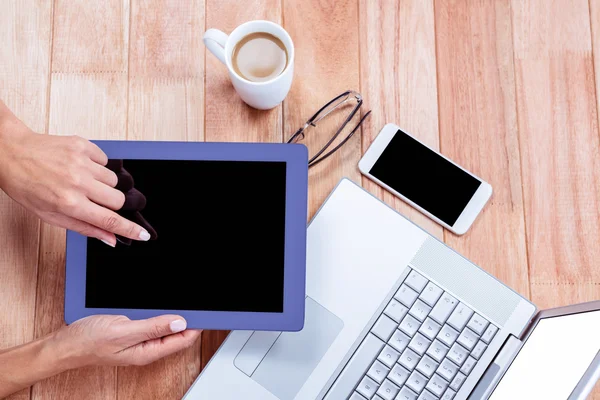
[0,104,150,246]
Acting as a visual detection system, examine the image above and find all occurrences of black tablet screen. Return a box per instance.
[85,159,287,313]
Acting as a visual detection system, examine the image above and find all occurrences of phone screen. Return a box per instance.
[369,130,481,226]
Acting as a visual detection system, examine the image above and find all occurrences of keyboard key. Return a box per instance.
[409,299,432,322]
[321,333,384,399]
[397,387,418,400]
[384,299,409,323]
[441,388,456,400]
[417,390,438,400]
[395,284,419,307]
[409,333,431,356]
[388,363,410,387]
[450,372,466,391]
[378,345,400,368]
[350,393,367,400]
[356,376,379,399]
[456,328,479,351]
[416,355,439,378]
[437,325,459,347]
[376,379,400,400]
[367,360,390,384]
[418,317,441,341]
[460,356,477,375]
[419,282,443,306]
[447,303,473,331]
[437,358,459,381]
[426,374,449,397]
[471,340,488,360]
[406,370,428,394]
[399,348,421,370]
[466,313,489,335]
[389,329,411,353]
[481,324,498,343]
[405,270,428,292]
[374,396,384,400]
[371,314,397,341]
[447,343,469,366]
[426,339,449,362]
[429,292,458,324]
[399,314,420,337]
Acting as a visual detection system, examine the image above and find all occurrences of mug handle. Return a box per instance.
[203,29,228,65]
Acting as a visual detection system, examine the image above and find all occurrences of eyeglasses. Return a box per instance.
[287,90,371,167]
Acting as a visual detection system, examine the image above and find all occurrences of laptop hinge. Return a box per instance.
[468,335,522,399]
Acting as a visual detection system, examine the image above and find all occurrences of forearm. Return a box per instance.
[0,100,31,190]
[0,333,74,398]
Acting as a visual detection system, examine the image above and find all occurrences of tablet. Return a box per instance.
[65,141,308,331]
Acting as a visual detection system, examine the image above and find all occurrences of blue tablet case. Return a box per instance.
[65,141,308,331]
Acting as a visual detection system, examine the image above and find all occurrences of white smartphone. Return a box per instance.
[359,123,492,235]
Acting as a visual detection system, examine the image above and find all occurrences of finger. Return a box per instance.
[121,188,146,211]
[117,210,157,240]
[75,202,150,241]
[45,212,116,246]
[86,140,109,166]
[121,329,201,366]
[131,211,157,239]
[85,180,126,211]
[89,162,118,188]
[123,315,189,342]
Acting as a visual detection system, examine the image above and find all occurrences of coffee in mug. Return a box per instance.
[232,32,288,82]
[203,20,295,110]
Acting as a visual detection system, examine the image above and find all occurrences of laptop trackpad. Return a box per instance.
[234,297,344,400]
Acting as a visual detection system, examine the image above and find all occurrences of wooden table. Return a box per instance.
[1,0,599,398]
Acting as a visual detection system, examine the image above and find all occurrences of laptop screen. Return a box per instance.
[490,310,600,399]
[85,159,287,313]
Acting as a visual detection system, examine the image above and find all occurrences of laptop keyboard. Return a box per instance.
[339,268,498,400]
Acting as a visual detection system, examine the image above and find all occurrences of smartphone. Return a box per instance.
[359,123,492,235]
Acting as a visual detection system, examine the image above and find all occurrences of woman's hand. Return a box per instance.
[0,315,201,398]
[0,104,150,246]
[54,315,201,367]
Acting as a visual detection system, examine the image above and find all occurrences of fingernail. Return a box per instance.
[139,230,151,241]
[101,239,115,247]
[170,319,186,333]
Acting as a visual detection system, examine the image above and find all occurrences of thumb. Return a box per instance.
[124,315,188,342]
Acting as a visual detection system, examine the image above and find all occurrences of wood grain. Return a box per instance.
[434,0,530,297]
[0,0,599,398]
[284,0,361,219]
[118,1,204,398]
[359,0,442,239]
[511,0,600,305]
[201,0,282,369]
[31,1,130,399]
[512,0,600,394]
[0,1,52,400]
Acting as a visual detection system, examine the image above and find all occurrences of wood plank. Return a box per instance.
[283,0,361,218]
[511,0,600,304]
[0,1,52,399]
[118,1,204,398]
[32,0,130,398]
[434,0,530,296]
[591,0,600,170]
[511,0,600,393]
[358,0,442,239]
[201,0,282,369]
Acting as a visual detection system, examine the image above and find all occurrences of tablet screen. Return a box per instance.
[85,159,287,313]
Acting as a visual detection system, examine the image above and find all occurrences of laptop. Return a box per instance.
[183,178,600,400]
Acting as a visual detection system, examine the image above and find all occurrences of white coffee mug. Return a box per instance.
[203,20,294,110]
